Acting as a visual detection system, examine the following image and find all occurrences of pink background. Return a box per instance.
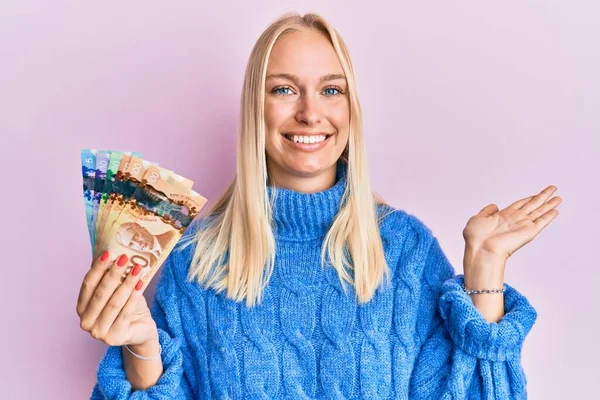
[2,1,598,398]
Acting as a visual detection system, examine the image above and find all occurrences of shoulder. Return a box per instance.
[376,203,435,245]
[376,204,451,284]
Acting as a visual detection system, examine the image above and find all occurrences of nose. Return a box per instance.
[295,93,322,126]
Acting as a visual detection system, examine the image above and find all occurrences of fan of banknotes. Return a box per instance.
[80,149,208,286]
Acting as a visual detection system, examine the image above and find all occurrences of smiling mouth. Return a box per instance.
[282,133,334,143]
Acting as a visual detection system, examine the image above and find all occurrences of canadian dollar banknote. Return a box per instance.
[80,149,207,288]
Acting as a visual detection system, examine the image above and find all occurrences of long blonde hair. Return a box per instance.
[179,11,395,307]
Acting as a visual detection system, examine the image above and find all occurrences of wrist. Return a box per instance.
[463,243,506,289]
[127,326,160,355]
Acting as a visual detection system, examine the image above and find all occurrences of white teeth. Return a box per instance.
[290,135,327,143]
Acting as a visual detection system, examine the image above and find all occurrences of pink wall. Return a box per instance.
[2,1,597,398]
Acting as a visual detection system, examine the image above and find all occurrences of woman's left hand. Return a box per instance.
[461,185,562,322]
[463,185,562,262]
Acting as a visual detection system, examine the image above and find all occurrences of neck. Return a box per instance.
[267,161,348,240]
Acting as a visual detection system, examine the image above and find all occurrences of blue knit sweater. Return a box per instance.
[90,162,537,399]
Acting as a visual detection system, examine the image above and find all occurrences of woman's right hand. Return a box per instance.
[77,251,158,347]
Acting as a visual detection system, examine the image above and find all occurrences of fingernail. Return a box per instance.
[117,254,128,267]
[100,250,109,262]
[135,280,143,291]
[132,264,141,276]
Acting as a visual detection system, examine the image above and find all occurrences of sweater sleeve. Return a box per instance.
[408,232,538,399]
[89,249,195,400]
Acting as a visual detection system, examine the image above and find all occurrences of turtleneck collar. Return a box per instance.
[267,161,348,240]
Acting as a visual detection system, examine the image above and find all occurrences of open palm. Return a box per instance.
[463,185,562,261]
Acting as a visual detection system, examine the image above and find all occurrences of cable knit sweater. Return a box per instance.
[90,162,538,399]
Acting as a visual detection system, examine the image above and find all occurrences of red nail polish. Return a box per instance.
[132,264,141,276]
[100,251,109,262]
[135,280,143,291]
[117,254,128,267]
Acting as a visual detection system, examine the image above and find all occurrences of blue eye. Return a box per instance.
[323,87,340,96]
[270,85,346,97]
[273,87,293,95]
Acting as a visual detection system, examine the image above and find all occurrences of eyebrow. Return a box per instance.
[265,73,346,84]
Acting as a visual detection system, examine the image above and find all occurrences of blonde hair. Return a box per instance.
[179,11,395,307]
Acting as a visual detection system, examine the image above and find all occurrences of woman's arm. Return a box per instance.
[89,249,197,399]
[122,328,162,390]
[407,223,537,399]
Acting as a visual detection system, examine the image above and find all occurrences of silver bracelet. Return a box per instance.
[124,343,162,361]
[462,283,506,295]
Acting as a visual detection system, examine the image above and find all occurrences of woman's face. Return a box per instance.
[264,29,350,188]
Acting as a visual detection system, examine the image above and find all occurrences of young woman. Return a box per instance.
[78,12,561,399]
